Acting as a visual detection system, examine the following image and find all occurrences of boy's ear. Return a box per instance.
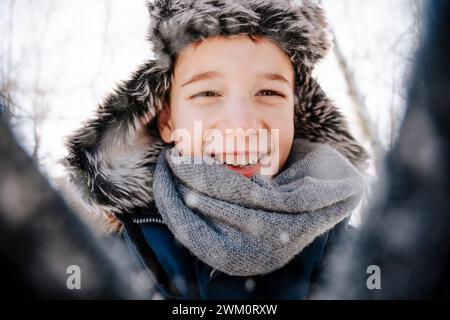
[156,107,173,143]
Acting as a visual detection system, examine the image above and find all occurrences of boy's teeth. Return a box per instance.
[235,154,245,166]
[210,153,269,166]
[249,154,258,165]
[225,159,256,167]
[225,157,235,165]
[237,154,246,166]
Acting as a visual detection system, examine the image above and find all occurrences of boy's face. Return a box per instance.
[157,34,295,178]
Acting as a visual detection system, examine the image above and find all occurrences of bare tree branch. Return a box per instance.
[331,31,386,170]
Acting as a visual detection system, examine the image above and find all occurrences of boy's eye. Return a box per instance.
[191,90,285,99]
[257,89,284,97]
[191,91,220,98]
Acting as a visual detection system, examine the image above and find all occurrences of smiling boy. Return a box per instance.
[65,0,368,299]
[157,34,294,178]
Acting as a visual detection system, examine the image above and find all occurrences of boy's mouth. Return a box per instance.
[224,162,262,178]
[209,152,270,178]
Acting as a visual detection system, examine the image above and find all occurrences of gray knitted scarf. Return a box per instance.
[153,139,365,276]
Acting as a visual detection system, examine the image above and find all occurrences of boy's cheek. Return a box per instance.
[172,135,203,157]
[260,130,294,177]
[273,124,295,173]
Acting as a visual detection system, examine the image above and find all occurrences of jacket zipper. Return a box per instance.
[210,268,218,278]
[132,217,165,224]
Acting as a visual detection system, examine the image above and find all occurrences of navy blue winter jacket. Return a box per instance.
[120,210,351,300]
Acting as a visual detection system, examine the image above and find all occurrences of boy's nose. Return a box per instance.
[218,97,261,132]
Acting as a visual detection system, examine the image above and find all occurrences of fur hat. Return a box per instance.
[64,0,369,231]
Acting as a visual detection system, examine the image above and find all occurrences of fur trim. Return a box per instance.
[64,0,369,231]
[147,0,331,70]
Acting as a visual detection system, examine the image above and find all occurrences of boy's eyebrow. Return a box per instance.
[180,71,292,87]
[181,71,222,87]
[260,72,292,86]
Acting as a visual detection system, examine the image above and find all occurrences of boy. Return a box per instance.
[65,0,368,299]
